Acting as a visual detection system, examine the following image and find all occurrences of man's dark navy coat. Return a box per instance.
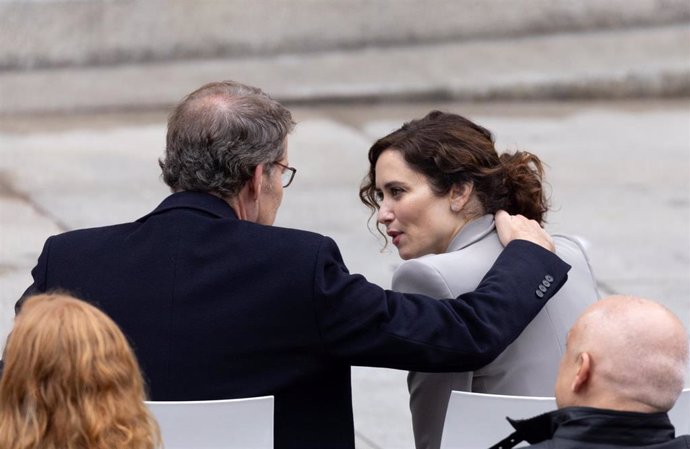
[20,191,569,449]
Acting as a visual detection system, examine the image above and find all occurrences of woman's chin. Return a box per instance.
[399,247,437,260]
[398,249,417,261]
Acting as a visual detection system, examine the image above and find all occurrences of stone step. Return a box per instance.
[1,0,688,70]
[1,25,688,115]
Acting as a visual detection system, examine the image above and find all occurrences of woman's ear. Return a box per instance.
[450,182,473,213]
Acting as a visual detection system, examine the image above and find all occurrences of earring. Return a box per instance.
[451,204,459,212]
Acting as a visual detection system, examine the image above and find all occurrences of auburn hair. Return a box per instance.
[359,110,548,227]
[0,293,160,449]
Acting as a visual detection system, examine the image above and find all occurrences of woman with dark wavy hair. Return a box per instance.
[0,293,160,449]
[360,111,599,449]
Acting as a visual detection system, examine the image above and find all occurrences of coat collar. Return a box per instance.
[445,214,495,252]
[137,191,239,222]
[491,406,677,448]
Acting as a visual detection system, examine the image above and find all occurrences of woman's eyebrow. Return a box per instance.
[382,180,404,189]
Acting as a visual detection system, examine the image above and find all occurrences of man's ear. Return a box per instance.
[449,182,473,212]
[571,352,591,393]
[248,163,265,200]
[231,164,264,222]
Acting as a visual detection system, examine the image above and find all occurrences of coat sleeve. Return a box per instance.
[313,238,570,372]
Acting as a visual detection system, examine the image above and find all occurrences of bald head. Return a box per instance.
[555,295,688,413]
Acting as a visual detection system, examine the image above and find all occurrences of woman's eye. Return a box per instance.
[374,191,384,202]
[390,187,403,198]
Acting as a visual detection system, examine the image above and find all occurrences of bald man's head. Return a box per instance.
[555,295,688,413]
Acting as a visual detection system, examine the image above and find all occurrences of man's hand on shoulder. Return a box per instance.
[495,210,555,252]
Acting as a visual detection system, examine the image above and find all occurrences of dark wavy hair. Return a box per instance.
[160,80,295,197]
[359,110,548,228]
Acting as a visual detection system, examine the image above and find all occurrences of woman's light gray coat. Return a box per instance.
[393,215,599,449]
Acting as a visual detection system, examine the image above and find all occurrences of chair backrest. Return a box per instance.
[441,388,690,448]
[669,388,690,435]
[440,391,555,449]
[146,396,274,449]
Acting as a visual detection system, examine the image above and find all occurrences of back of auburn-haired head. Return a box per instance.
[359,110,548,224]
[0,293,160,449]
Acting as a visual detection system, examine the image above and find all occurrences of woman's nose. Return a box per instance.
[377,204,393,225]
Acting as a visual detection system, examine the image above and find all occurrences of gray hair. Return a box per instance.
[160,81,295,196]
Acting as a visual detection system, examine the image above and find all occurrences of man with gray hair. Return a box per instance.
[18,80,571,449]
[493,295,689,448]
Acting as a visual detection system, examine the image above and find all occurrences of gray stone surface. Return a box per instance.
[1,24,688,115]
[2,0,688,69]
[0,99,688,448]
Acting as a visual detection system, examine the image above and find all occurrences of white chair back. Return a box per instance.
[146,396,274,449]
[440,391,555,448]
[441,389,690,448]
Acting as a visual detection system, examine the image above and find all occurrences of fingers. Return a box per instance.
[495,210,555,252]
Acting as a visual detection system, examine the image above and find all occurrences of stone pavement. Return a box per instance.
[1,99,688,448]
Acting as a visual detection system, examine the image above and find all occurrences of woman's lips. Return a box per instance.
[387,230,402,246]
